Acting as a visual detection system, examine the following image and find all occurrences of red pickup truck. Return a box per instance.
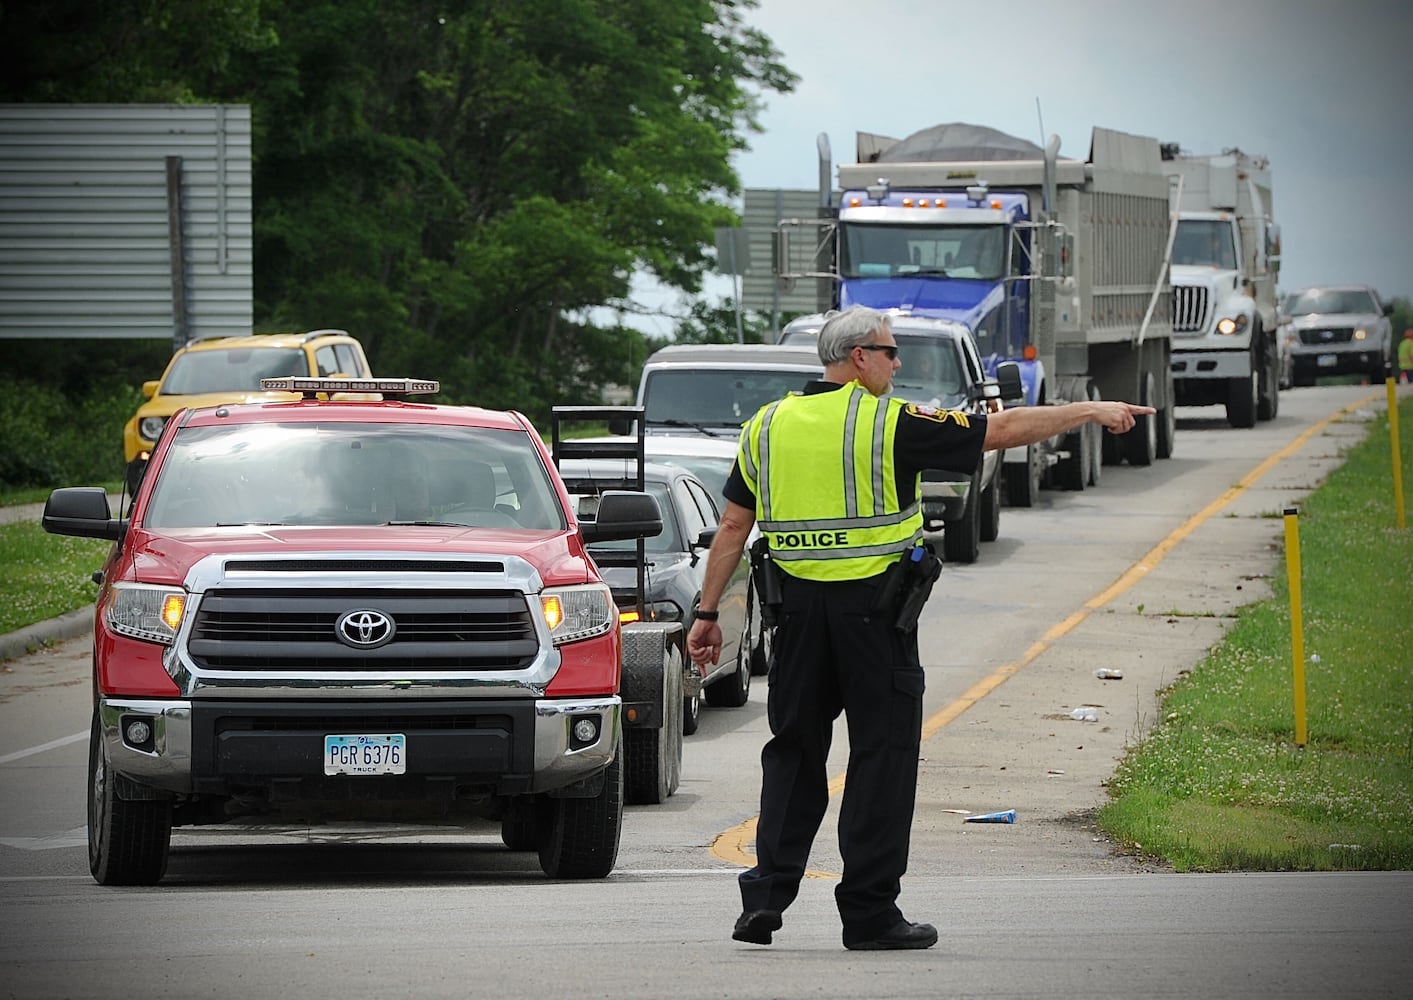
[44,378,682,885]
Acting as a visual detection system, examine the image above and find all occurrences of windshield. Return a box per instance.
[144,422,565,530]
[642,369,816,426]
[1284,288,1379,316]
[840,222,1005,280]
[1172,220,1237,269]
[645,452,733,501]
[889,337,967,406]
[160,347,308,395]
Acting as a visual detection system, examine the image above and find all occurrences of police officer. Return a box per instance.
[687,305,1151,951]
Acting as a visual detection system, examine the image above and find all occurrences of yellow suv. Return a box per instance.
[123,330,374,491]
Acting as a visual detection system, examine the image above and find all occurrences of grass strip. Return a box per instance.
[1097,395,1413,870]
[0,521,109,636]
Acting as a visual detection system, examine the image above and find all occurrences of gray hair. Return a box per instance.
[816,306,891,365]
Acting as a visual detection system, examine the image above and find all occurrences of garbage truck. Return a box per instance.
[1161,144,1282,426]
[773,123,1177,505]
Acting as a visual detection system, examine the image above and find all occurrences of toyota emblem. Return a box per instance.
[335,609,396,648]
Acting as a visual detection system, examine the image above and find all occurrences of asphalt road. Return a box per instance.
[2,383,1411,999]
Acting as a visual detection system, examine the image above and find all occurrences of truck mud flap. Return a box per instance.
[619,622,683,729]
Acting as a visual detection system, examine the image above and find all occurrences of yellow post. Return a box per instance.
[1283,507,1307,748]
[1388,378,1405,531]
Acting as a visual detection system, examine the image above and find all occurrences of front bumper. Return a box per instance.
[1290,346,1384,378]
[1170,348,1253,381]
[98,694,621,799]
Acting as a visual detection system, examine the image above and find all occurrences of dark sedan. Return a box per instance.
[560,459,761,735]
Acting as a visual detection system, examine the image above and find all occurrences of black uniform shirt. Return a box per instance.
[723,380,988,511]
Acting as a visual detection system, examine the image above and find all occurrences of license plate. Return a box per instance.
[324,733,406,775]
[1317,354,1338,368]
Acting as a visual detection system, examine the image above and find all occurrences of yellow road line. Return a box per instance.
[710,394,1379,871]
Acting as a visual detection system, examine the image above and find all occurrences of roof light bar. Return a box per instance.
[260,377,440,394]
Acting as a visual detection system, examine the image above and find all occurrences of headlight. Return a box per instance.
[138,416,167,441]
[1215,314,1250,336]
[106,583,187,645]
[1353,328,1367,341]
[540,583,615,645]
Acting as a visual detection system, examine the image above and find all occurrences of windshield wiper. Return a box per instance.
[214,521,288,527]
[383,520,464,527]
[655,419,735,438]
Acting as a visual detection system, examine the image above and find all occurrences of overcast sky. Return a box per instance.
[623,0,1413,337]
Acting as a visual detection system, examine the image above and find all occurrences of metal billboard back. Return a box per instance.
[740,188,829,317]
[0,104,253,342]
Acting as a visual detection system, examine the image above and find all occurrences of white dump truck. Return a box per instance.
[1161,145,1282,426]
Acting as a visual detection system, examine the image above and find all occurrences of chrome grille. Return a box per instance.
[188,588,538,671]
[1172,286,1209,333]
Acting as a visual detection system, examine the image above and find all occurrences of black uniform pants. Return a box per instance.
[738,572,925,941]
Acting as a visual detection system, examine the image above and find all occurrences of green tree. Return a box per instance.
[1,0,797,423]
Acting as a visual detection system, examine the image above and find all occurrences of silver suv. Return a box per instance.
[1282,285,1394,385]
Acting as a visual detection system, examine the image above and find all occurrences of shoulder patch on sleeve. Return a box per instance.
[905,403,971,428]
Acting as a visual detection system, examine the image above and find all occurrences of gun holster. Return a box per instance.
[875,543,943,633]
[749,536,784,629]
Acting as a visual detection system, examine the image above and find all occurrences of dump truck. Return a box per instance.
[774,123,1177,504]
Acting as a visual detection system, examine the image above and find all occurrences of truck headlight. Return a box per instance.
[138,416,167,441]
[540,583,615,645]
[1352,328,1367,341]
[1216,314,1250,336]
[106,583,187,645]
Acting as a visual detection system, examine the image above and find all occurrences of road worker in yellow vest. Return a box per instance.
[688,305,1152,951]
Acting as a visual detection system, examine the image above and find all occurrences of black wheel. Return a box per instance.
[942,469,982,563]
[88,710,171,886]
[978,470,1001,543]
[538,736,624,879]
[682,690,701,736]
[1086,385,1104,486]
[1002,444,1040,508]
[1123,372,1158,467]
[750,620,773,678]
[625,645,683,804]
[1054,425,1087,492]
[705,603,751,708]
[1225,354,1259,428]
[1257,330,1280,422]
[501,796,548,851]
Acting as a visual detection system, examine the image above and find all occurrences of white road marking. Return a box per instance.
[0,731,86,765]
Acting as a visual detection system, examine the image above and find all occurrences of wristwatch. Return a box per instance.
[695,609,720,621]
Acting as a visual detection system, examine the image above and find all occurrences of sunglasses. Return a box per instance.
[857,344,899,360]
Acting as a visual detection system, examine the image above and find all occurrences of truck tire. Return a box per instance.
[88,711,171,886]
[1226,355,1259,429]
[942,469,982,563]
[1054,425,1088,492]
[1257,329,1280,422]
[1003,444,1040,508]
[539,736,624,879]
[705,602,752,708]
[978,471,1001,543]
[1086,384,1104,486]
[626,645,683,805]
[1123,372,1158,467]
[1155,369,1176,459]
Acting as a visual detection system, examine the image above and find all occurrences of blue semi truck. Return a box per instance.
[773,123,1177,504]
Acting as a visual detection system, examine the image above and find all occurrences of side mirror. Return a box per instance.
[580,490,663,544]
[43,487,125,541]
[142,380,160,400]
[1384,303,1395,317]
[606,417,632,436]
[994,362,1025,402]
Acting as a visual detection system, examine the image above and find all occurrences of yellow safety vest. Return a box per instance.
[739,381,924,581]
